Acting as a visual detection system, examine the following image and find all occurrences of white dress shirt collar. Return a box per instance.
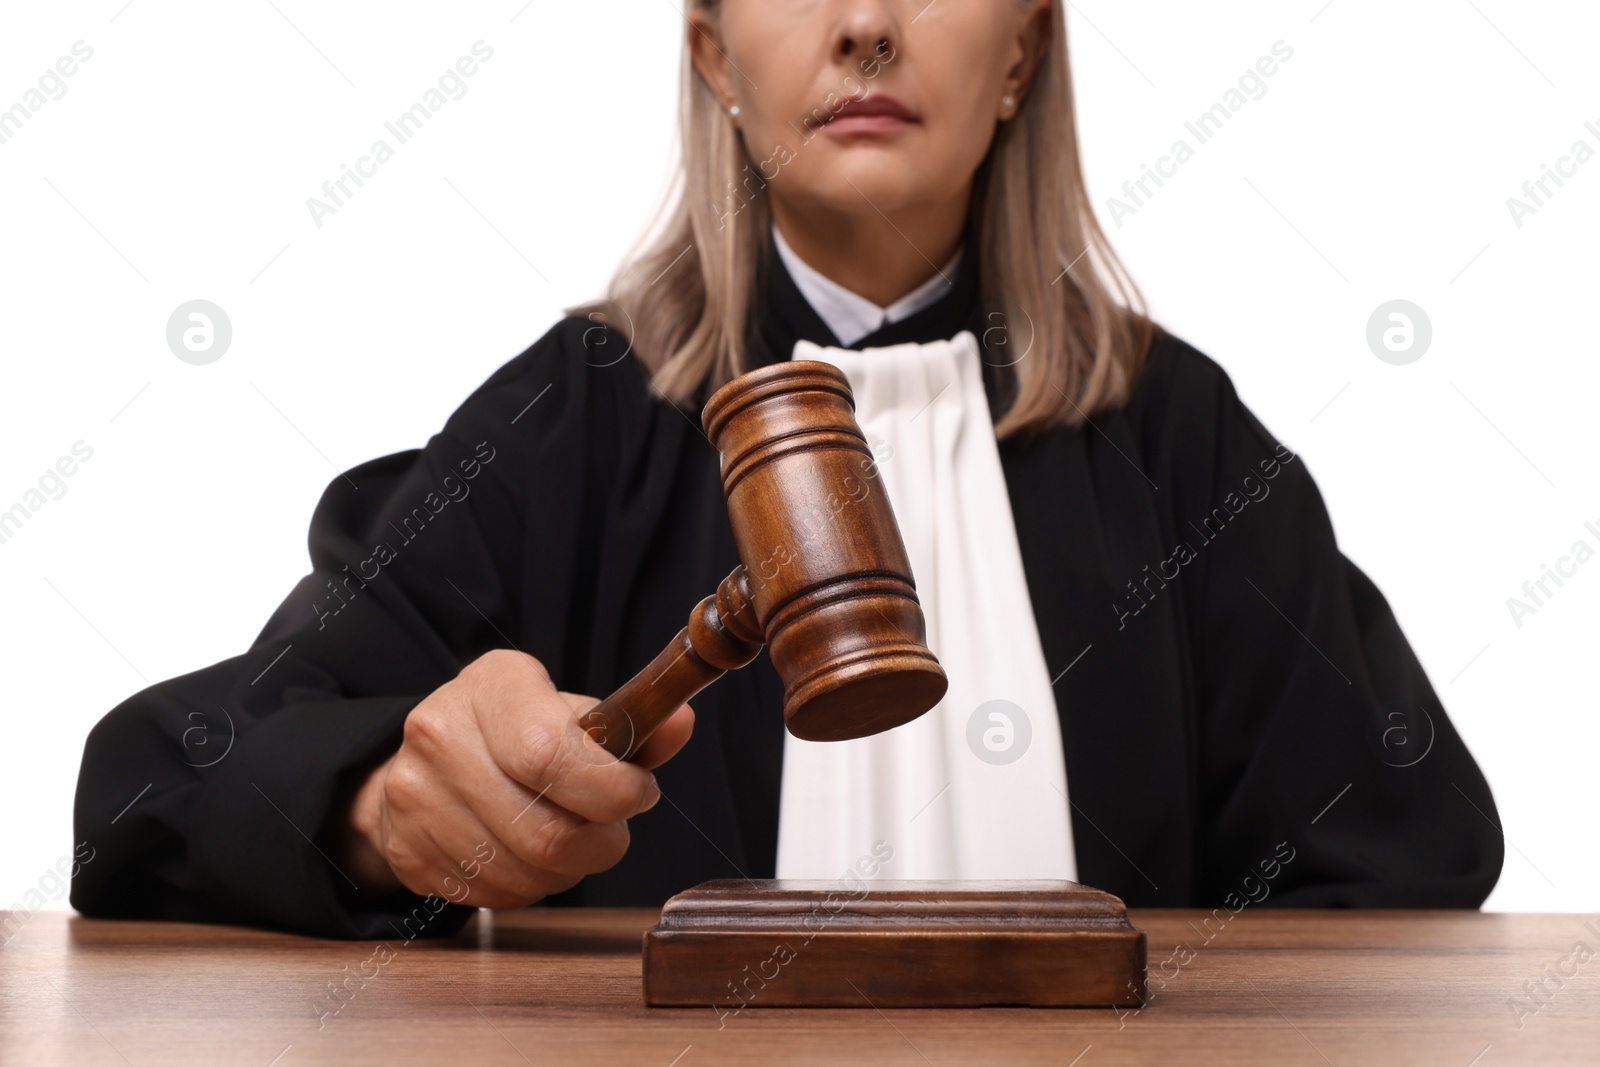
[772,224,963,347]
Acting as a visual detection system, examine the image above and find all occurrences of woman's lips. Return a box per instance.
[812,94,920,137]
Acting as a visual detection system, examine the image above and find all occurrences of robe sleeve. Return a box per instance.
[1163,347,1504,907]
[70,320,621,938]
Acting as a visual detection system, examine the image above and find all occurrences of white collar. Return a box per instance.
[772,224,962,347]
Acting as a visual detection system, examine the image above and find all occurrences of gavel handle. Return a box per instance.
[580,566,765,761]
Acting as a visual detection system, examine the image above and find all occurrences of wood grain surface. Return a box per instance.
[644,879,1146,1007]
[3,907,1597,1066]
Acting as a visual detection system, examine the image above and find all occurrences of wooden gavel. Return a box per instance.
[580,360,948,760]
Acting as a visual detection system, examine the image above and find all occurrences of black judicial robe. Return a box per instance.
[71,247,1503,938]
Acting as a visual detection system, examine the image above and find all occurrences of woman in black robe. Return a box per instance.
[71,0,1501,938]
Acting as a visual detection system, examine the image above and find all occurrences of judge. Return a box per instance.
[72,0,1502,938]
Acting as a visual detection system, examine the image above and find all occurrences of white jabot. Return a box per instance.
[774,330,1078,881]
[772,224,961,347]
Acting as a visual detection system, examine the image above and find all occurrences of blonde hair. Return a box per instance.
[575,1,1153,442]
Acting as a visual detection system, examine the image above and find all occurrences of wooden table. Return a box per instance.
[3,908,1596,1065]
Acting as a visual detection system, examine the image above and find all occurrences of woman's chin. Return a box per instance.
[801,151,932,205]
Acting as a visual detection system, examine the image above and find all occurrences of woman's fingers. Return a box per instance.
[417,815,581,909]
[555,692,695,770]
[466,653,663,824]
[385,761,610,907]
[345,649,702,908]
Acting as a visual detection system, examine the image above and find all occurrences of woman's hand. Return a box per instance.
[334,649,694,907]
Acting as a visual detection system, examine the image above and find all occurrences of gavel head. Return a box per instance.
[701,360,948,743]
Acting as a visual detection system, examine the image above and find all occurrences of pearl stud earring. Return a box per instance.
[1002,95,1015,110]
[729,104,741,118]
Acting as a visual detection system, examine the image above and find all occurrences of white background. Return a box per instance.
[1,1,1594,914]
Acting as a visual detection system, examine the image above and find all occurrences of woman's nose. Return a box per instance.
[832,0,899,65]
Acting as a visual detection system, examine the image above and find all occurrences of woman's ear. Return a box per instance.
[1002,0,1054,117]
[688,10,740,115]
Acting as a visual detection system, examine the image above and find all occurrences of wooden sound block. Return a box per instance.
[643,880,1147,1009]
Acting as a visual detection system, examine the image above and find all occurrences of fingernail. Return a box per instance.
[643,774,662,812]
